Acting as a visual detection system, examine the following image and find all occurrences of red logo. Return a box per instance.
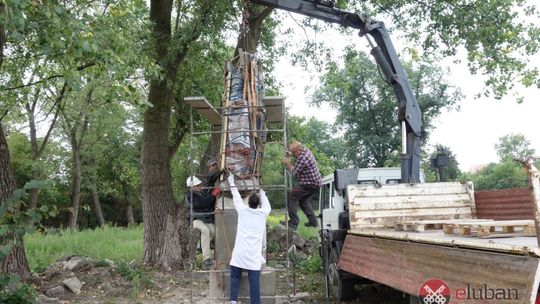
[419,279,451,304]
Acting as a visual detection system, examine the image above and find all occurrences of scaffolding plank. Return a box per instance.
[185,96,222,125]
[263,96,284,124]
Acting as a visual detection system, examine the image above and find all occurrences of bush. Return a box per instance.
[298,254,322,274]
[0,276,37,304]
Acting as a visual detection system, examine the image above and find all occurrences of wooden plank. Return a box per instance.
[262,96,284,124]
[401,219,493,225]
[353,195,472,210]
[348,182,470,199]
[478,233,536,239]
[352,215,475,231]
[352,206,473,219]
[185,96,222,125]
[401,223,444,232]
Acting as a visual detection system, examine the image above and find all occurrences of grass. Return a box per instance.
[24,225,143,273]
[24,209,319,273]
[267,210,320,240]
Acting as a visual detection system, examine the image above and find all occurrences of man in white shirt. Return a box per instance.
[228,174,271,304]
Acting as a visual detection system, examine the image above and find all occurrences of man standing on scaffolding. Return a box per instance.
[227,174,271,304]
[281,141,322,230]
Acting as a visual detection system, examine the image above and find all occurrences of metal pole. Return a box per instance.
[401,121,407,154]
[283,113,292,302]
[189,106,194,304]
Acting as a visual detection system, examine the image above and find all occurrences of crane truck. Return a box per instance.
[250,1,540,303]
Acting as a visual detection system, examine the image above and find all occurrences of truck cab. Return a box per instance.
[319,167,425,230]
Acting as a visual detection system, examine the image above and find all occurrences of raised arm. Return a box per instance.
[259,189,271,215]
[228,174,245,211]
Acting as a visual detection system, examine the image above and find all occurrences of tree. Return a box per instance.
[288,116,346,173]
[495,133,536,162]
[295,0,540,99]
[312,48,461,167]
[0,0,31,280]
[466,160,529,191]
[1,0,148,230]
[0,124,31,280]
[141,0,232,270]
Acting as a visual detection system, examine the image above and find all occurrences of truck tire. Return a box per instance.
[327,245,355,300]
[409,295,422,304]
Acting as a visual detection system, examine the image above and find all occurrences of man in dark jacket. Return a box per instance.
[205,158,221,188]
[186,176,218,270]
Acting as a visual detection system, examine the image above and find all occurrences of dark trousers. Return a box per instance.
[287,184,318,227]
[230,265,261,304]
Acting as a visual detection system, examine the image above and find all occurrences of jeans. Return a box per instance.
[287,184,318,227]
[230,265,261,304]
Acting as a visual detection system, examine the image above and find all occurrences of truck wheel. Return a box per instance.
[327,246,355,300]
[409,295,422,304]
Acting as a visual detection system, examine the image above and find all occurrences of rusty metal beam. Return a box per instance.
[339,235,540,304]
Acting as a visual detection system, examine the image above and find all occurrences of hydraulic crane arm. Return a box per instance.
[250,0,422,183]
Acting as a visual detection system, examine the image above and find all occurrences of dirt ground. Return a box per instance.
[34,226,409,304]
[34,256,410,304]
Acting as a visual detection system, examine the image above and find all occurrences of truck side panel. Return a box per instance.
[347,182,475,230]
[339,234,540,304]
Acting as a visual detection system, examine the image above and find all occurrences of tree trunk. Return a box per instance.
[126,202,135,227]
[123,182,135,226]
[233,5,273,59]
[27,102,39,210]
[90,182,105,227]
[142,0,176,268]
[142,0,190,269]
[67,128,82,231]
[0,1,5,69]
[161,205,191,270]
[0,124,31,280]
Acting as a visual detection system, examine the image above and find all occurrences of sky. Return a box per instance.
[272,12,540,172]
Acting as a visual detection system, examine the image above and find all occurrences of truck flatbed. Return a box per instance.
[348,228,540,257]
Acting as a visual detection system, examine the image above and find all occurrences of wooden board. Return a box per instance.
[348,182,474,230]
[262,96,284,124]
[396,219,495,232]
[185,96,222,125]
[443,220,537,238]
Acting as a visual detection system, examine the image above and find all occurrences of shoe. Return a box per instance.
[304,221,317,227]
[203,258,213,270]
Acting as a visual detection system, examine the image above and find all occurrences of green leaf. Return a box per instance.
[0,245,13,259]
[0,225,9,237]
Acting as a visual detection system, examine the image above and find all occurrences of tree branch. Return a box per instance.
[38,82,67,156]
[0,62,95,91]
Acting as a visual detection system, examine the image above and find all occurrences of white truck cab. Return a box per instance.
[319,167,425,230]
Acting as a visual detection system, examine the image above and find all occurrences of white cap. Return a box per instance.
[186,176,202,187]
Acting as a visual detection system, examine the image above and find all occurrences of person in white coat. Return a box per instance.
[228,174,271,304]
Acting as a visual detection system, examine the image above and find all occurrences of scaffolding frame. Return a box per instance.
[185,97,296,303]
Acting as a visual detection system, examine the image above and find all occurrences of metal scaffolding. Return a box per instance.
[184,95,296,303]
